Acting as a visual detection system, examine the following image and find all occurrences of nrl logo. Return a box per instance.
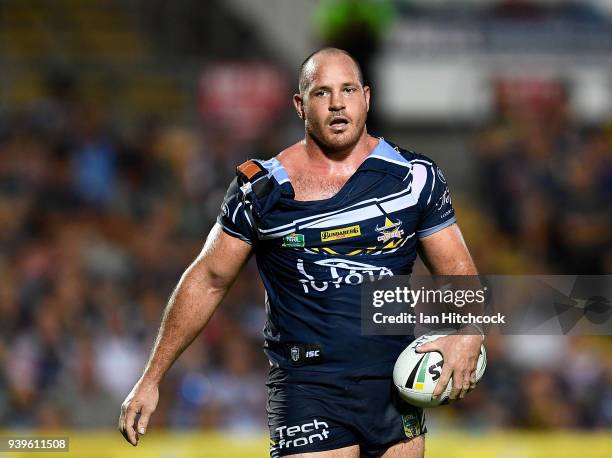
[290,346,300,362]
[376,217,404,242]
[282,233,305,248]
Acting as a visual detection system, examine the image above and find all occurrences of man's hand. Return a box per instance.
[415,334,482,401]
[118,379,159,446]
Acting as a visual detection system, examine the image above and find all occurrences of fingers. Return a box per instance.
[457,362,479,399]
[469,369,477,391]
[126,404,140,445]
[119,402,140,446]
[118,383,159,446]
[117,410,125,440]
[137,406,153,436]
[118,405,127,441]
[449,369,463,400]
[419,335,481,402]
[432,365,452,400]
[458,369,471,399]
[415,342,436,353]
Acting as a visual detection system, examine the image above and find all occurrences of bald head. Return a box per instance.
[292,47,370,153]
[298,48,364,95]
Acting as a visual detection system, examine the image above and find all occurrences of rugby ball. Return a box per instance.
[393,331,486,407]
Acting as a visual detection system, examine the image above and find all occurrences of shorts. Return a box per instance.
[267,372,426,457]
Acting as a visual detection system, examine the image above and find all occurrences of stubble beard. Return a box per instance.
[305,118,366,155]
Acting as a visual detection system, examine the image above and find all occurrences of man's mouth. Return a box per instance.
[329,117,349,130]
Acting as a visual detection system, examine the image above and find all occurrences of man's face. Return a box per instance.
[294,53,370,152]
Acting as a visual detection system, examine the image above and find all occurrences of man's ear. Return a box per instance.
[293,93,305,119]
[364,85,371,112]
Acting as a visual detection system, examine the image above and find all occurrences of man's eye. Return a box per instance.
[344,87,356,93]
[315,91,326,96]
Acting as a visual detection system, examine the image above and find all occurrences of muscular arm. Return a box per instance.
[417,223,477,275]
[416,223,483,401]
[141,224,252,384]
[119,224,252,445]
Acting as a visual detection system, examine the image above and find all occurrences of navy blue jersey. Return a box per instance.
[217,138,456,381]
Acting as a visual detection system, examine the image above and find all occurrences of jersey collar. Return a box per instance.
[358,137,412,181]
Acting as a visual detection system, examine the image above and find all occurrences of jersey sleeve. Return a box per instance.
[216,177,255,245]
[416,162,457,238]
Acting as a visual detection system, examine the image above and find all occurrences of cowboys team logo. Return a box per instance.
[375,217,404,242]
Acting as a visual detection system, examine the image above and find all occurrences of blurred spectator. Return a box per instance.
[314,0,396,132]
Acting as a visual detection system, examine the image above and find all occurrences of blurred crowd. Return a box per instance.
[0,69,611,434]
[470,82,611,275]
[0,75,275,432]
[447,80,612,430]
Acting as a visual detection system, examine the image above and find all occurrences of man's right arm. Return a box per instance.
[118,223,252,446]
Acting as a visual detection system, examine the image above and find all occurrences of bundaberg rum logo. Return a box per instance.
[320,225,361,242]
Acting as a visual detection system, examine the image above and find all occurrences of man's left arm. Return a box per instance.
[416,223,484,401]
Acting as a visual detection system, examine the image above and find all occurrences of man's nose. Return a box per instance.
[328,91,345,111]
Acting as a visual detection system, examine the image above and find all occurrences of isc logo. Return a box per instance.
[306,350,319,358]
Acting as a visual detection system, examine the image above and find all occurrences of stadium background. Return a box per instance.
[0,0,610,456]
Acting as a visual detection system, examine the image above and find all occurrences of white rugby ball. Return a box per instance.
[393,331,486,408]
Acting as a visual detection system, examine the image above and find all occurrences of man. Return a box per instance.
[118,48,483,457]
